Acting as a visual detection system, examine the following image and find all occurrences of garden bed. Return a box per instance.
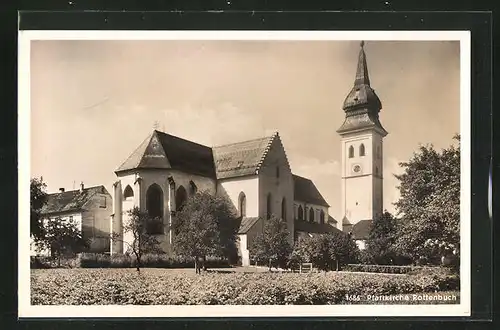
[31,267,459,305]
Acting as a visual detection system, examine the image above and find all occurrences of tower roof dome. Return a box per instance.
[337,41,388,136]
[342,41,382,112]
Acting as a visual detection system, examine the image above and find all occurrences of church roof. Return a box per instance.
[328,215,338,224]
[236,217,261,234]
[346,219,372,240]
[41,185,109,215]
[338,41,388,136]
[213,133,276,179]
[292,174,330,207]
[294,219,343,235]
[115,130,216,178]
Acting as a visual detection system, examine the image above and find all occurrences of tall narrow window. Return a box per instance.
[320,210,325,224]
[281,197,287,221]
[375,166,379,175]
[276,166,280,178]
[123,185,134,201]
[309,207,315,223]
[146,183,164,234]
[349,145,354,158]
[238,192,246,217]
[360,144,365,156]
[266,193,272,219]
[298,205,304,220]
[176,186,187,212]
[189,181,197,196]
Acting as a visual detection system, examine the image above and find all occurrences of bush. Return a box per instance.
[31,268,460,305]
[76,253,231,269]
[30,256,79,269]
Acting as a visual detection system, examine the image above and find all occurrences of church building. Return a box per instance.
[109,41,386,264]
[110,130,336,266]
[338,41,388,249]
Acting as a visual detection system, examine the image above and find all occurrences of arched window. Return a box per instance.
[146,184,163,234]
[266,193,272,219]
[238,192,246,217]
[281,197,287,221]
[309,207,315,222]
[276,166,280,178]
[189,180,197,196]
[349,145,354,158]
[123,185,134,201]
[360,143,365,157]
[298,205,304,220]
[320,210,325,224]
[176,186,187,212]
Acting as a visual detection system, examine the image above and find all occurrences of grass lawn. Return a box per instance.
[30,267,459,305]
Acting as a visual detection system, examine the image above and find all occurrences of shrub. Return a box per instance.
[76,253,231,269]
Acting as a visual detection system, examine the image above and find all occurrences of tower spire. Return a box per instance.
[355,40,370,86]
[338,41,387,137]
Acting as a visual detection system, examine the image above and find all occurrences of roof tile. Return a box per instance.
[293,174,330,207]
[236,217,261,234]
[41,186,109,214]
[213,134,275,179]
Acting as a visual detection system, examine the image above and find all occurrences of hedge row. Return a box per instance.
[31,267,460,305]
[31,253,231,269]
[344,264,425,274]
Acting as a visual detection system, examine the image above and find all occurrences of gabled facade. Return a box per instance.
[31,183,112,256]
[110,130,330,266]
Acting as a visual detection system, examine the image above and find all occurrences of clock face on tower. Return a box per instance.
[352,164,362,174]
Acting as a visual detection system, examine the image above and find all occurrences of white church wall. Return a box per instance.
[217,176,259,217]
[293,200,329,224]
[114,169,218,254]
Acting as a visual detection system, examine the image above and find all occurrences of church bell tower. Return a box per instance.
[337,41,388,229]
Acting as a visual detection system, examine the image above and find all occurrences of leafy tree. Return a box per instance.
[364,210,401,265]
[35,217,89,267]
[249,215,293,270]
[296,231,359,271]
[171,192,238,274]
[116,207,162,272]
[393,135,460,265]
[30,177,48,241]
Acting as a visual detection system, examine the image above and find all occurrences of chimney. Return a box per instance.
[59,188,65,193]
[80,182,84,192]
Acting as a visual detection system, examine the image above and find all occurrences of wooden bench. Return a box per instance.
[299,263,313,273]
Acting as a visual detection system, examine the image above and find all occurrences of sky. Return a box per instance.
[29,39,460,220]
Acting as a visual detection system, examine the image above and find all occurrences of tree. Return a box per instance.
[393,135,460,265]
[118,206,163,272]
[31,177,48,241]
[171,192,238,274]
[364,210,401,265]
[249,215,293,270]
[35,217,89,267]
[296,231,359,271]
